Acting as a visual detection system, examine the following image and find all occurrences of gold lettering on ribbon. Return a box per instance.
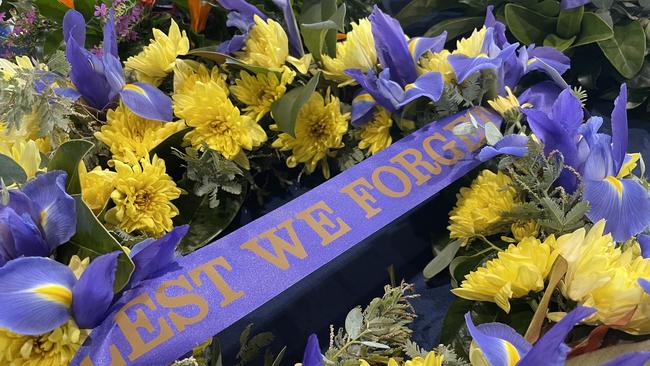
[296,201,351,246]
[240,219,307,270]
[371,165,412,198]
[189,257,245,307]
[340,178,382,219]
[389,148,441,185]
[155,274,209,332]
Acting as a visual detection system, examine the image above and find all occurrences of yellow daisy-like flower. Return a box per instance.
[0,320,89,366]
[173,59,228,95]
[358,351,444,366]
[174,76,267,159]
[322,18,377,85]
[419,49,454,83]
[95,102,186,165]
[230,68,295,122]
[78,162,117,214]
[453,27,487,58]
[547,220,650,334]
[271,91,349,178]
[511,220,540,242]
[236,15,289,69]
[124,19,190,86]
[358,107,393,155]
[487,86,532,118]
[448,170,520,244]
[0,139,43,179]
[105,155,181,237]
[452,236,559,313]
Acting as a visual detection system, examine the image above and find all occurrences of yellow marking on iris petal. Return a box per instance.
[605,176,624,199]
[405,83,415,90]
[503,340,521,366]
[408,39,418,58]
[123,84,146,94]
[33,284,73,307]
[354,93,375,103]
[617,153,641,178]
[40,210,47,227]
[527,58,537,65]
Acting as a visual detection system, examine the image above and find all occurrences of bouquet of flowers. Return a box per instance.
[1,0,650,365]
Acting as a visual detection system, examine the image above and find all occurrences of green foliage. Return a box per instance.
[498,139,590,235]
[598,20,647,78]
[236,324,276,366]
[270,72,322,136]
[325,282,418,365]
[300,0,346,61]
[336,131,367,171]
[0,154,28,185]
[47,139,94,195]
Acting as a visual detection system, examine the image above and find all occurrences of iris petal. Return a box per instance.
[465,312,524,366]
[519,306,596,366]
[584,177,650,242]
[345,68,396,113]
[21,171,77,252]
[62,9,86,46]
[272,0,303,57]
[600,352,650,366]
[301,334,323,366]
[350,92,376,127]
[397,72,444,108]
[102,9,118,58]
[72,251,119,329]
[119,82,174,122]
[0,207,50,262]
[0,257,76,335]
[65,35,113,109]
[408,33,447,62]
[477,134,528,162]
[128,225,189,286]
[518,81,562,116]
[561,0,592,9]
[369,6,417,86]
[637,235,650,258]
[611,84,628,174]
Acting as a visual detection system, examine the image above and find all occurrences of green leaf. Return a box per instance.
[270,72,321,136]
[44,31,64,56]
[359,341,390,349]
[0,154,27,185]
[505,4,557,45]
[270,347,286,366]
[530,0,560,17]
[571,12,613,48]
[173,188,246,254]
[187,47,281,75]
[598,20,646,79]
[423,239,461,280]
[47,139,94,194]
[395,0,458,26]
[344,307,363,339]
[57,195,134,292]
[424,16,485,40]
[441,298,499,360]
[591,0,614,9]
[149,128,191,181]
[34,0,68,22]
[543,34,576,51]
[74,0,96,20]
[300,3,346,61]
[556,6,584,38]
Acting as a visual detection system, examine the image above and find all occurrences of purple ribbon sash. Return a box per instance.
[73,107,501,365]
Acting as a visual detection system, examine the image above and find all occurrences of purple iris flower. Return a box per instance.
[466,306,594,366]
[519,81,563,116]
[561,0,591,9]
[62,9,172,121]
[299,334,324,366]
[477,134,529,162]
[637,235,650,258]
[580,84,650,242]
[0,171,76,267]
[345,6,446,125]
[0,225,189,334]
[214,0,269,54]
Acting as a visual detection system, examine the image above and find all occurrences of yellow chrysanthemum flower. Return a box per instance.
[448,170,520,244]
[453,27,487,58]
[173,59,228,95]
[105,155,181,237]
[0,320,89,366]
[358,107,392,155]
[487,87,532,118]
[322,18,377,85]
[124,19,190,86]
[230,68,295,122]
[236,15,289,69]
[0,139,42,179]
[419,50,454,83]
[78,162,117,214]
[548,221,650,334]
[271,91,349,178]
[95,102,186,165]
[452,236,558,313]
[174,76,267,159]
[511,220,539,242]
[359,351,444,366]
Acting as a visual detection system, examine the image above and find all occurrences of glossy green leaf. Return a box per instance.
[557,6,584,38]
[34,0,68,22]
[188,48,280,75]
[441,298,499,361]
[0,154,27,185]
[423,239,461,280]
[571,12,613,48]
[395,0,458,26]
[173,187,246,254]
[300,3,345,61]
[424,16,484,40]
[505,4,557,45]
[530,0,560,17]
[47,139,94,194]
[58,195,134,292]
[543,34,576,51]
[598,20,646,79]
[270,72,321,136]
[74,0,96,20]
[43,31,64,56]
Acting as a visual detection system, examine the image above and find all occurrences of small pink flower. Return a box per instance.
[94,3,108,17]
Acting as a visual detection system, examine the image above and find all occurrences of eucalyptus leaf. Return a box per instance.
[47,139,94,194]
[359,341,390,349]
[424,16,484,40]
[0,154,27,185]
[395,0,458,25]
[556,6,583,38]
[344,307,363,339]
[598,20,646,79]
[505,4,557,45]
[57,195,134,292]
[484,122,503,146]
[570,12,613,48]
[270,72,321,136]
[423,239,461,280]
